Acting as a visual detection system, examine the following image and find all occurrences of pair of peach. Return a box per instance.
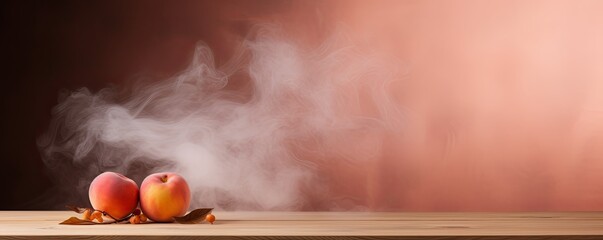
[88,172,190,222]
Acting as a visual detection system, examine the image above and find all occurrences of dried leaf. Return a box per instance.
[60,217,98,225]
[101,211,125,222]
[66,205,87,214]
[174,208,213,224]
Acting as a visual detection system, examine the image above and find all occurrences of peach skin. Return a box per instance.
[140,172,191,222]
[88,172,139,219]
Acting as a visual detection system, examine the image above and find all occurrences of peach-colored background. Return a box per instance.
[183,0,603,211]
[320,0,603,211]
[247,0,603,211]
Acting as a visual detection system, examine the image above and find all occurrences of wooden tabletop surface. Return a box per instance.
[1,211,603,239]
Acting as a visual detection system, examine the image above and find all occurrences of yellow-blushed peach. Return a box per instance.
[140,172,191,222]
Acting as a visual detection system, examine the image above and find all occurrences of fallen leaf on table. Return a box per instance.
[61,205,215,225]
[60,217,99,225]
[174,208,213,224]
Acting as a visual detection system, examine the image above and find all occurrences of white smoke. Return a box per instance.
[38,25,403,210]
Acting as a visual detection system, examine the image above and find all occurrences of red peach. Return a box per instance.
[140,172,191,222]
[88,172,139,219]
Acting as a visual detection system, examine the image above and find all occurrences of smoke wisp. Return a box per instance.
[38,25,402,210]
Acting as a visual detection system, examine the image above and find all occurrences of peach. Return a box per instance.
[140,172,191,222]
[88,172,139,219]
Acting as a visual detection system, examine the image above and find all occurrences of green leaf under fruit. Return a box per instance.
[173,208,213,224]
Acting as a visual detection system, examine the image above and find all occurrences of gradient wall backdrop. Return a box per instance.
[2,0,603,211]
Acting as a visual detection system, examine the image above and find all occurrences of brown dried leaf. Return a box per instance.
[66,205,87,214]
[60,217,98,225]
[173,208,213,224]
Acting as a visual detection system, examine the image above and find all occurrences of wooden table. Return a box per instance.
[1,211,603,239]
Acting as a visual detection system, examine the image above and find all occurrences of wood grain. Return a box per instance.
[1,211,603,239]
